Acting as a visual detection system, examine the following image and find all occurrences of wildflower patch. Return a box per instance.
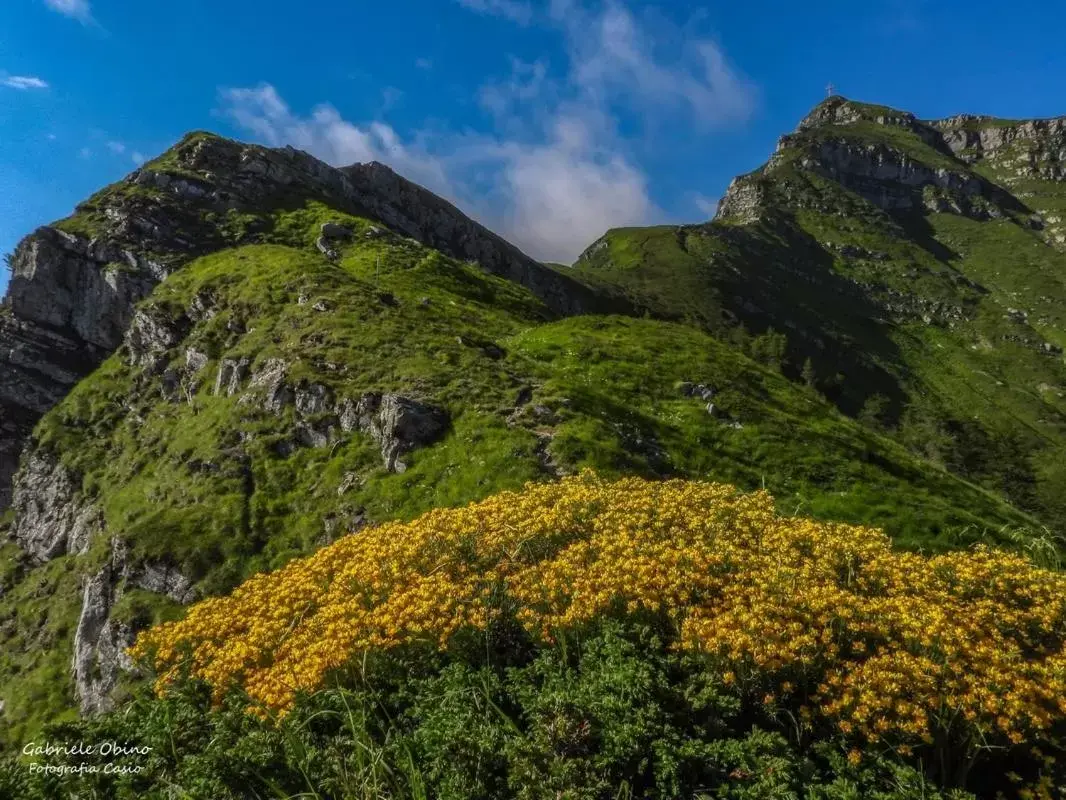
[131,472,1066,770]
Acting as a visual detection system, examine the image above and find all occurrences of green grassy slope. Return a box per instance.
[0,188,1041,748]
[570,98,1066,536]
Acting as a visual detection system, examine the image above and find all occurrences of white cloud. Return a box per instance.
[559,1,756,128]
[455,0,533,24]
[79,147,91,159]
[219,84,453,196]
[219,2,755,263]
[107,141,126,154]
[415,57,433,71]
[2,75,49,90]
[131,152,145,165]
[478,57,552,119]
[43,0,93,23]
[692,193,719,218]
[492,119,656,262]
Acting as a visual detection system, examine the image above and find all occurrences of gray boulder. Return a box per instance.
[125,307,189,370]
[320,222,353,239]
[185,347,209,373]
[214,356,251,396]
[338,392,448,472]
[295,382,334,415]
[315,236,340,261]
[246,358,293,414]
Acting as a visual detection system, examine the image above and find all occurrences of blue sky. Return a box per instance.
[3,0,1066,294]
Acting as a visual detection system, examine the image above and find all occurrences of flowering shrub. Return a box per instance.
[131,472,1066,789]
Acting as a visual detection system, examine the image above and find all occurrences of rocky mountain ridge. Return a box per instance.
[0,133,604,516]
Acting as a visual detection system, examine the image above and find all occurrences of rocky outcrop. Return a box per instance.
[753,97,1058,221]
[73,564,130,715]
[797,97,950,152]
[317,221,353,260]
[125,306,190,370]
[235,359,447,470]
[8,439,197,713]
[11,451,101,563]
[244,358,294,414]
[933,115,1066,179]
[72,538,195,714]
[798,140,988,213]
[6,228,167,352]
[0,414,25,509]
[338,393,449,472]
[715,175,767,223]
[0,229,180,511]
[295,381,334,415]
[214,356,251,396]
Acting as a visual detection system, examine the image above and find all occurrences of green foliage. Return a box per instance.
[858,393,891,430]
[897,402,952,466]
[0,621,993,799]
[2,208,1047,744]
[748,329,788,372]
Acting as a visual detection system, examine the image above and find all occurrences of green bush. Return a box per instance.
[1,619,990,800]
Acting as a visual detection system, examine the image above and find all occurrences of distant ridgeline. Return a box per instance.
[0,96,1064,756]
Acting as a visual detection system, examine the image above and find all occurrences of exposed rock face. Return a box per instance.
[7,228,166,351]
[11,451,101,563]
[73,564,130,715]
[245,358,294,414]
[9,439,198,714]
[214,356,251,396]
[0,416,23,509]
[236,359,447,469]
[72,538,195,714]
[338,393,449,472]
[295,382,334,415]
[715,176,767,223]
[801,140,986,212]
[0,229,174,511]
[185,347,209,373]
[125,306,190,370]
[933,116,1066,178]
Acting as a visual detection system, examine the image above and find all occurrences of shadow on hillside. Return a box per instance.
[891,212,961,264]
[712,218,909,422]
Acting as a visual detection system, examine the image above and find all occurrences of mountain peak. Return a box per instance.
[796,96,930,137]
